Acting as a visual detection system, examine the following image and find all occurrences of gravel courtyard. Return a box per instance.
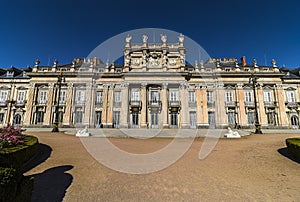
[24,131,300,201]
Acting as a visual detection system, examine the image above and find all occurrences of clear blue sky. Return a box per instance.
[0,0,299,68]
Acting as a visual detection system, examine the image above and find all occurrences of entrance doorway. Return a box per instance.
[170,112,178,128]
[151,112,158,128]
[208,111,215,128]
[95,111,102,128]
[132,112,139,128]
[291,115,299,128]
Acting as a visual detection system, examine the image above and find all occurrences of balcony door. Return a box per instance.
[151,112,158,128]
[170,112,178,128]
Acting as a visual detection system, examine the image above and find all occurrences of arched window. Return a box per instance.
[291,115,299,128]
[13,114,21,125]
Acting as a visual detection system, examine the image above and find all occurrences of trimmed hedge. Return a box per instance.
[0,135,39,202]
[286,138,300,160]
[0,135,39,168]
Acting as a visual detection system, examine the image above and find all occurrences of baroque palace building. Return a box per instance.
[0,34,300,129]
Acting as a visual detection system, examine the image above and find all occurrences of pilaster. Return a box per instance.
[120,82,129,128]
[180,81,189,128]
[140,82,147,128]
[44,83,54,126]
[161,82,168,128]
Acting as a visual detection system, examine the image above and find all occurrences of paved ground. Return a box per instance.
[24,131,300,201]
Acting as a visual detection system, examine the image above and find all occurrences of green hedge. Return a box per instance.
[0,135,39,202]
[286,138,300,160]
[0,135,39,169]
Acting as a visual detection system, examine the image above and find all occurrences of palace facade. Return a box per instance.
[0,34,300,129]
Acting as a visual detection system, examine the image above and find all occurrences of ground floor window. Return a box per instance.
[0,113,4,123]
[247,111,255,124]
[227,111,235,125]
[190,112,197,128]
[13,114,22,125]
[95,111,102,128]
[151,112,158,128]
[113,111,120,128]
[36,110,44,124]
[291,115,299,128]
[132,112,138,128]
[208,112,215,128]
[170,112,178,128]
[75,108,83,124]
[267,111,276,125]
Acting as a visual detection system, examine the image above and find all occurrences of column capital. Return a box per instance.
[162,82,168,89]
[67,82,74,89]
[141,82,147,88]
[179,81,188,89]
[120,82,129,89]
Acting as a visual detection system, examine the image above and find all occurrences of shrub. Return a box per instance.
[0,126,24,149]
[286,138,300,160]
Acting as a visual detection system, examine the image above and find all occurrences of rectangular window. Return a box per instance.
[113,111,120,128]
[0,90,8,102]
[151,91,160,102]
[190,112,197,128]
[0,113,4,123]
[114,91,121,103]
[247,111,255,124]
[132,90,140,101]
[264,91,272,102]
[287,91,295,103]
[17,91,25,103]
[207,91,213,102]
[169,90,179,101]
[76,90,85,104]
[96,91,103,104]
[75,108,83,123]
[267,111,276,125]
[188,91,195,103]
[225,91,233,102]
[244,91,252,102]
[39,91,47,104]
[59,90,66,104]
[227,111,235,125]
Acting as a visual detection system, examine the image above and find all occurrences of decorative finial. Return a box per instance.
[142,35,148,43]
[53,59,58,67]
[271,59,277,67]
[160,34,167,43]
[35,59,40,67]
[253,59,258,67]
[178,33,184,43]
[125,34,132,43]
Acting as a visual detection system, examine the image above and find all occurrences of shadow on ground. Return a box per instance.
[23,143,52,173]
[30,165,73,202]
[278,147,300,164]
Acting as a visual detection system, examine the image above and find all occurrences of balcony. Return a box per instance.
[225,101,236,107]
[129,100,141,112]
[114,101,122,107]
[148,100,162,108]
[15,100,27,107]
[207,101,215,107]
[74,100,85,105]
[244,101,255,107]
[0,100,8,107]
[36,100,47,105]
[169,100,181,110]
[264,101,277,107]
[95,101,103,107]
[285,101,299,108]
[188,101,197,107]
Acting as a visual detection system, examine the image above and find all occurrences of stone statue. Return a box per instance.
[224,127,241,138]
[160,34,167,43]
[125,34,132,43]
[142,35,148,43]
[76,126,90,137]
[178,33,184,43]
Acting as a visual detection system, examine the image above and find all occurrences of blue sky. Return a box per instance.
[0,0,299,68]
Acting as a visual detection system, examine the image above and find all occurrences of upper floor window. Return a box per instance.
[169,90,179,101]
[17,91,26,102]
[150,91,160,102]
[263,91,272,102]
[0,90,8,102]
[207,91,214,102]
[96,91,103,104]
[114,91,121,103]
[244,91,252,102]
[59,90,66,104]
[225,91,233,102]
[39,91,47,104]
[75,90,85,104]
[131,90,140,101]
[287,91,295,103]
[188,91,195,103]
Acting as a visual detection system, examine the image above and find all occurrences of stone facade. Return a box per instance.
[0,34,300,129]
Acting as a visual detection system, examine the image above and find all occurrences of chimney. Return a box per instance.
[241,56,246,67]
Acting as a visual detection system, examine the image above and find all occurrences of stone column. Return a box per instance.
[6,84,15,125]
[215,83,226,128]
[275,84,289,127]
[24,83,36,126]
[257,86,267,126]
[101,84,108,126]
[83,81,93,126]
[140,82,147,128]
[195,84,202,128]
[200,86,209,127]
[44,83,54,126]
[180,81,189,128]
[237,83,246,126]
[161,82,168,128]
[120,82,129,128]
[106,84,114,127]
[64,83,73,127]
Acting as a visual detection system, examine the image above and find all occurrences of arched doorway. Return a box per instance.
[291,115,299,128]
[13,114,22,126]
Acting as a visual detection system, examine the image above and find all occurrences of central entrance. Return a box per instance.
[170,112,178,128]
[132,112,139,128]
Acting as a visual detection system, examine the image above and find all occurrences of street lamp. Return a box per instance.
[52,70,65,132]
[249,72,263,134]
